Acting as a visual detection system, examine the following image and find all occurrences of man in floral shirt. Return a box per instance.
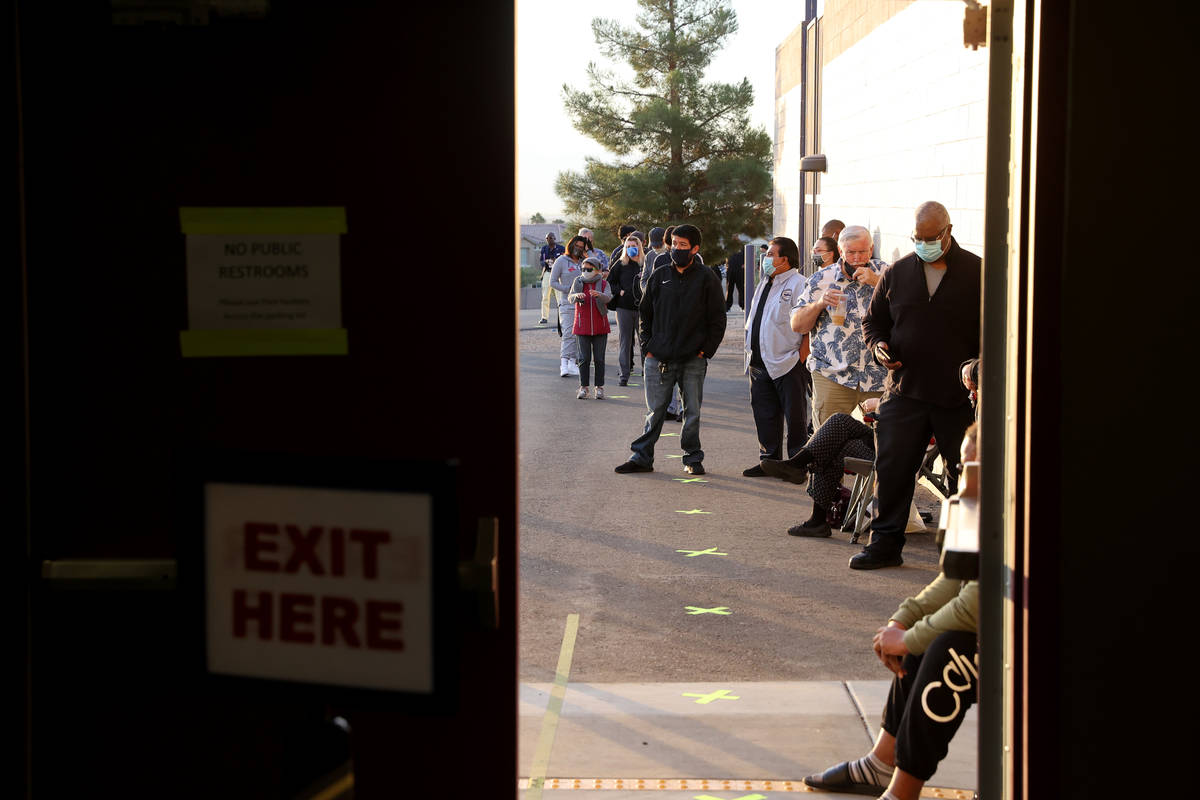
[789,225,888,429]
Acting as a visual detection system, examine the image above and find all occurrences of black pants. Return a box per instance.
[883,630,978,782]
[748,362,809,461]
[802,412,874,509]
[576,334,607,387]
[725,270,744,310]
[867,392,974,556]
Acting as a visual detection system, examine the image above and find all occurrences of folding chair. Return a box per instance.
[841,456,875,544]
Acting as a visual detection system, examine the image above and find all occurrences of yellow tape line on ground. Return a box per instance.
[526,612,580,800]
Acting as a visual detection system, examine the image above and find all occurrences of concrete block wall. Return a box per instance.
[773,83,804,241]
[818,1,988,263]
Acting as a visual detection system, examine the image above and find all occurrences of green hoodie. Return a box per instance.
[890,574,978,655]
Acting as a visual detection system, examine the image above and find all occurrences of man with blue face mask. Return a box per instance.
[740,237,810,477]
[850,201,981,570]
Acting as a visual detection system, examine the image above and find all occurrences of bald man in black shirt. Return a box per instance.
[854,201,980,570]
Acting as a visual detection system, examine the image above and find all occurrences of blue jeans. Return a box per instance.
[629,355,707,467]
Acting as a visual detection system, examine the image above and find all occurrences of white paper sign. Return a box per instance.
[205,483,433,693]
[186,234,342,329]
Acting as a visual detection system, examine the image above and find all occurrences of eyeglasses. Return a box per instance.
[910,226,948,244]
[582,267,596,273]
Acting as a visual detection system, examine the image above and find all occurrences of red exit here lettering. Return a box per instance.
[243,522,391,578]
[233,591,404,651]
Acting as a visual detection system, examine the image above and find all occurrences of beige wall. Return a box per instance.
[773,1,988,260]
[820,0,915,65]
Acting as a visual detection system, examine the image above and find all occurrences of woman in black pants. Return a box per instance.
[761,401,878,536]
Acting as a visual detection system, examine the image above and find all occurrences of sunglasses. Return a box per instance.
[582,267,596,273]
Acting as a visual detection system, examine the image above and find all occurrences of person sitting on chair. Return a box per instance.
[762,398,880,537]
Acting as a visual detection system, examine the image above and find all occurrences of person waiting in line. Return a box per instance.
[724,247,745,311]
[567,257,612,399]
[643,224,690,420]
[615,223,725,476]
[790,225,888,431]
[577,227,609,272]
[742,236,810,478]
[854,201,980,571]
[643,226,669,288]
[762,399,879,536]
[609,224,636,265]
[803,425,980,800]
[606,231,647,387]
[821,218,845,242]
[810,235,839,271]
[549,235,589,378]
[539,232,565,325]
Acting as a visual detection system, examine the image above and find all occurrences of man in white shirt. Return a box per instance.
[742,237,810,477]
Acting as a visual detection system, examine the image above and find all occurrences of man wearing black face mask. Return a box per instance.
[615,224,725,476]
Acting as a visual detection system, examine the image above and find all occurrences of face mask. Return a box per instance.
[914,238,944,262]
[626,246,639,257]
[670,248,692,267]
[572,246,584,258]
[581,267,600,282]
[914,241,943,262]
[811,253,825,268]
[761,256,776,277]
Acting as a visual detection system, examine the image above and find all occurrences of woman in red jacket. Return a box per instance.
[567,257,612,399]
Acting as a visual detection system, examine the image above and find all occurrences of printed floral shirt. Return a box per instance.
[586,247,609,269]
[793,258,889,391]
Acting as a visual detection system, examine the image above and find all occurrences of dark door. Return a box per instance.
[16,3,517,797]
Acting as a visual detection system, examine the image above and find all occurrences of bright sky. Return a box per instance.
[517,0,808,220]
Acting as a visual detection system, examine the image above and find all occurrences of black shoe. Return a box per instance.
[849,549,904,570]
[538,318,548,324]
[760,457,808,485]
[614,460,653,474]
[619,378,628,386]
[742,464,767,477]
[683,463,705,475]
[802,761,887,796]
[788,520,831,537]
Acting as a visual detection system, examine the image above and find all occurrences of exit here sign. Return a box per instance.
[205,482,433,693]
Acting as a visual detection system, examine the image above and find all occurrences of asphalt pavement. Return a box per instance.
[516,304,973,797]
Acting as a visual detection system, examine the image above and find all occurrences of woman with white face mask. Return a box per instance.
[606,232,647,386]
[567,257,613,398]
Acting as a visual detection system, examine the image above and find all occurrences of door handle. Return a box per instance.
[41,559,177,590]
[458,518,498,629]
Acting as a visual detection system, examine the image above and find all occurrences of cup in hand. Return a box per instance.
[828,289,848,325]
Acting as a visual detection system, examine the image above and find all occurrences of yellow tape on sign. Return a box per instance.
[179,328,348,357]
[179,207,347,234]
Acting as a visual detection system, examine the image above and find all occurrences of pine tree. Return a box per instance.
[554,0,771,260]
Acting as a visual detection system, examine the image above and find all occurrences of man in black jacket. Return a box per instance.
[854,201,980,570]
[615,224,726,476]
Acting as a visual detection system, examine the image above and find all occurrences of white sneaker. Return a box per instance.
[567,361,580,376]
[560,358,570,377]
[595,386,605,399]
[577,386,590,399]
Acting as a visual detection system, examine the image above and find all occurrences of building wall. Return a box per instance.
[820,0,915,64]
[818,1,988,261]
[773,1,987,261]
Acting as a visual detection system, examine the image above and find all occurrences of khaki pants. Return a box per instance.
[810,370,883,430]
[540,271,557,319]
